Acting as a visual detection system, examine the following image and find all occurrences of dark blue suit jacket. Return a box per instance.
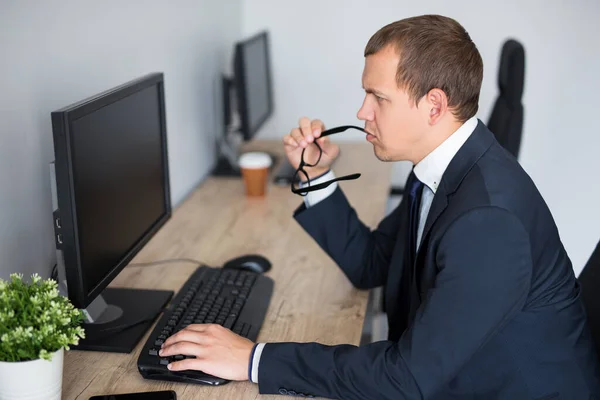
[257,121,600,399]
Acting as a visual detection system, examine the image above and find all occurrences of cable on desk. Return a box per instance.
[86,316,158,337]
[128,258,206,267]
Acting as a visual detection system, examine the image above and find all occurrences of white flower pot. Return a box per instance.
[0,348,63,400]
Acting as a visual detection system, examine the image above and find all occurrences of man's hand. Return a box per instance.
[283,117,340,180]
[159,324,254,381]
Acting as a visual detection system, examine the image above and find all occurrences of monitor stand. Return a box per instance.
[71,288,173,353]
[211,152,279,177]
[213,75,279,177]
[212,154,242,176]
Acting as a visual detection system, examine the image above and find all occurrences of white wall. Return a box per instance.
[0,0,242,279]
[242,0,600,275]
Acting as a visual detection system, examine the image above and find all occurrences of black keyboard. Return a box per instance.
[137,265,274,385]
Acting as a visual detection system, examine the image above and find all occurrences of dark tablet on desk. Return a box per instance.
[89,390,176,400]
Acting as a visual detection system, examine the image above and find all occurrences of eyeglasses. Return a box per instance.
[291,125,368,196]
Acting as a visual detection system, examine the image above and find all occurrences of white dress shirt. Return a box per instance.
[413,116,478,248]
[249,116,479,384]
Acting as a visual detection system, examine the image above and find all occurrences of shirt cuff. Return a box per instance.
[301,170,338,208]
[249,342,266,383]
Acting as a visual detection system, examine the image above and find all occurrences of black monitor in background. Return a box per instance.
[50,73,174,353]
[236,31,273,141]
[212,31,278,176]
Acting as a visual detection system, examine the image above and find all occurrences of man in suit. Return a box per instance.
[159,14,600,398]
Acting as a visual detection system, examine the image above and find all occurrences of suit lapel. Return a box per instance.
[387,121,497,338]
[417,120,496,258]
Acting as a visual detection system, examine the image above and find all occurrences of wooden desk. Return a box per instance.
[62,140,391,399]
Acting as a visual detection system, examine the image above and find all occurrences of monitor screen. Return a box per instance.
[62,80,168,298]
[243,36,270,134]
[236,31,273,140]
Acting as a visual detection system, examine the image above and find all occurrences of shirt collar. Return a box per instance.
[413,117,478,193]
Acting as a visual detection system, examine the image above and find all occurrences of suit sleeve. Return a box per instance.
[294,186,406,290]
[258,207,532,399]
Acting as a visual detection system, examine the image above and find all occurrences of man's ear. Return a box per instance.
[425,88,448,125]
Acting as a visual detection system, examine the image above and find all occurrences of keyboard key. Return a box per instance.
[159,359,169,366]
[233,322,243,335]
[241,324,251,337]
[223,316,237,330]
[149,348,158,356]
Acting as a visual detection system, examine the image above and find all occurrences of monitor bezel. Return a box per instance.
[51,72,172,309]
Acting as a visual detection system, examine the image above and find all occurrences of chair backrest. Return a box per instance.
[487,39,525,159]
[579,240,600,360]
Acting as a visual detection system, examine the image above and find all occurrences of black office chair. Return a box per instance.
[487,38,526,159]
[578,239,600,361]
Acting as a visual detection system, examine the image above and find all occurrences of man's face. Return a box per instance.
[357,45,429,162]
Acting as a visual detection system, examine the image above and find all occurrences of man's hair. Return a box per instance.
[365,14,483,122]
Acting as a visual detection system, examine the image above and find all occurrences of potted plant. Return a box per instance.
[0,273,85,400]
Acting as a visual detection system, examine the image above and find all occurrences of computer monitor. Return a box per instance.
[235,31,274,141]
[213,31,276,176]
[50,72,175,353]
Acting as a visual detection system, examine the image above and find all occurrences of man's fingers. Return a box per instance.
[299,117,315,144]
[316,136,333,153]
[160,341,203,358]
[290,127,307,148]
[283,134,299,148]
[318,137,339,159]
[310,119,325,138]
[167,357,204,372]
[163,328,207,347]
[316,136,330,146]
[298,116,311,131]
[185,323,221,333]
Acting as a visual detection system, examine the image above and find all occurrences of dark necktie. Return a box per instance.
[405,171,424,327]
[407,171,424,262]
[388,171,425,334]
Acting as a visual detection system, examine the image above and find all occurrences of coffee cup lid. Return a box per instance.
[238,152,272,169]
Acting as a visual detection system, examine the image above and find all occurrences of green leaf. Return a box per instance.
[0,274,84,362]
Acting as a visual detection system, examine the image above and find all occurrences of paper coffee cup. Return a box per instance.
[238,152,272,196]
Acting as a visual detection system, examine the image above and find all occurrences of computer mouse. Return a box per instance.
[223,254,272,274]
